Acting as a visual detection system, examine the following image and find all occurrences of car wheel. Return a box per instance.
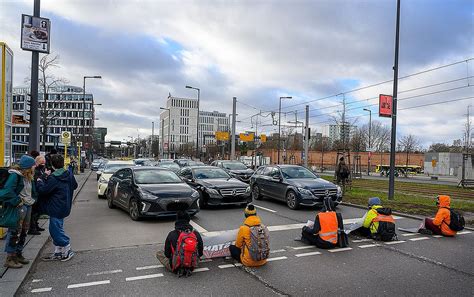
[286,190,300,210]
[107,190,116,209]
[129,198,141,221]
[198,190,207,209]
[252,185,262,200]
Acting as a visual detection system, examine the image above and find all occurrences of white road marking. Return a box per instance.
[32,279,43,283]
[385,241,406,245]
[267,256,288,262]
[31,288,52,293]
[291,246,316,250]
[401,233,418,237]
[358,244,381,249]
[270,249,286,253]
[352,239,373,243]
[410,237,430,241]
[218,264,236,269]
[457,231,472,235]
[136,265,163,270]
[125,274,164,282]
[432,235,443,238]
[234,263,243,267]
[328,247,352,253]
[268,224,306,232]
[67,280,111,289]
[193,267,210,273]
[295,251,322,257]
[254,205,277,213]
[87,269,123,276]
[190,220,208,233]
[200,259,213,263]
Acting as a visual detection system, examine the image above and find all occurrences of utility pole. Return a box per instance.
[231,97,237,160]
[466,105,472,154]
[388,0,401,200]
[304,105,309,167]
[151,121,154,158]
[364,108,372,175]
[341,94,346,151]
[278,96,292,164]
[28,0,41,152]
[161,119,164,158]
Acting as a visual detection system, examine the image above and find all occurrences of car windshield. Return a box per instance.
[223,162,247,170]
[158,163,180,169]
[280,167,317,179]
[134,170,183,184]
[188,161,205,166]
[193,168,230,179]
[103,163,132,173]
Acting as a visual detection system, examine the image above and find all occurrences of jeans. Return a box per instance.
[49,217,70,247]
[4,205,32,254]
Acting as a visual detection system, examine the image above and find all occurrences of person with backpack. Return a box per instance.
[299,197,346,249]
[36,154,78,261]
[1,155,37,269]
[335,157,350,185]
[156,211,203,276]
[418,195,462,236]
[229,204,269,267]
[355,197,396,241]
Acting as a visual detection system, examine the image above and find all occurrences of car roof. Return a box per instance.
[188,165,218,170]
[130,166,169,171]
[107,160,134,164]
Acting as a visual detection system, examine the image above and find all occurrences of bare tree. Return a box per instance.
[463,105,472,154]
[398,134,421,176]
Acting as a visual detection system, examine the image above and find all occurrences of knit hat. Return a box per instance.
[176,210,190,223]
[19,155,35,169]
[368,197,382,207]
[244,204,257,217]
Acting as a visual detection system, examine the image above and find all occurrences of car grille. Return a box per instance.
[312,188,337,198]
[220,188,247,197]
[166,202,190,211]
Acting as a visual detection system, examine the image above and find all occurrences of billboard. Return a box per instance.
[379,94,393,118]
[21,14,51,53]
[239,132,255,142]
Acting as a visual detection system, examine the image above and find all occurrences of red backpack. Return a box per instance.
[171,229,199,277]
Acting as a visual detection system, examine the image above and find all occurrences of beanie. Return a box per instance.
[19,155,35,170]
[244,204,257,217]
[176,210,190,223]
[368,197,382,207]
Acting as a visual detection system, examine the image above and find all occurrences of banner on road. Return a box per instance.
[202,229,238,259]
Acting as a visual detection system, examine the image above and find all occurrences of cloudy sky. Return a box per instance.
[1,0,473,148]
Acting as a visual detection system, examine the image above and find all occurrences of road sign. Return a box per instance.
[21,14,51,53]
[260,134,267,142]
[215,131,230,141]
[61,131,71,145]
[239,133,254,142]
[379,94,393,117]
[77,141,82,147]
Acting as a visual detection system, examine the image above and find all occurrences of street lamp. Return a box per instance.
[186,85,200,159]
[160,107,171,158]
[363,108,372,175]
[278,96,292,164]
[82,75,101,167]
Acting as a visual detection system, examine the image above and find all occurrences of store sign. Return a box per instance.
[379,94,393,118]
[21,14,51,53]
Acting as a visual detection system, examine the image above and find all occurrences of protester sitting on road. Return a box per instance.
[36,154,78,262]
[229,204,269,267]
[354,197,396,241]
[335,157,350,185]
[299,197,344,249]
[28,156,47,235]
[1,155,37,269]
[419,195,458,236]
[156,211,203,276]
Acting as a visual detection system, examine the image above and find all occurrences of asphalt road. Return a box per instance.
[17,173,474,296]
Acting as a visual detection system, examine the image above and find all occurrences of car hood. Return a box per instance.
[198,178,248,188]
[139,183,194,197]
[100,173,113,181]
[287,178,337,189]
[228,169,254,175]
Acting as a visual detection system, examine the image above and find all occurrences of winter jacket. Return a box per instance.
[432,195,456,236]
[0,172,24,207]
[235,215,267,267]
[362,205,383,234]
[36,168,78,219]
[164,220,204,263]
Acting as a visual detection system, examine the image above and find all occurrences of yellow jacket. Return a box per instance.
[363,205,382,234]
[235,215,267,267]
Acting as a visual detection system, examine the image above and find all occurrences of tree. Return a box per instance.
[398,134,421,176]
[428,143,450,152]
[349,127,365,153]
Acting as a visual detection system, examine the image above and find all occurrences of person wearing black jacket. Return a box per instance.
[156,211,203,272]
[45,149,57,171]
[28,156,47,235]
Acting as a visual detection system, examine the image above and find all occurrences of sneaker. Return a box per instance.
[418,228,433,235]
[42,253,63,261]
[4,256,23,269]
[61,250,75,262]
[15,253,30,265]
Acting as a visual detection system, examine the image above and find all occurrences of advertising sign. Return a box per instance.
[21,14,51,53]
[379,94,393,118]
[215,131,230,141]
[239,133,255,142]
[260,134,267,143]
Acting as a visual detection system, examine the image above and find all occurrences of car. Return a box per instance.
[97,160,134,198]
[106,167,200,220]
[133,158,153,166]
[159,159,174,163]
[174,159,192,167]
[156,162,181,173]
[211,160,254,183]
[177,166,252,208]
[250,165,342,210]
[96,160,109,180]
[91,159,106,171]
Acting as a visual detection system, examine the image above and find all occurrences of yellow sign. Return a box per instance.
[239,133,255,142]
[431,159,437,167]
[215,131,230,141]
[260,134,267,143]
[61,131,71,145]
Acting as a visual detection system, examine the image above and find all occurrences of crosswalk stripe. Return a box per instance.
[409,237,430,241]
[136,265,163,270]
[125,274,163,282]
[194,267,210,273]
[385,241,406,245]
[295,251,322,257]
[67,280,111,289]
[267,256,287,262]
[31,288,52,293]
[328,247,352,253]
[358,244,381,249]
[291,246,316,250]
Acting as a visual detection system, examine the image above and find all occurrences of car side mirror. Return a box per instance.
[272,175,282,181]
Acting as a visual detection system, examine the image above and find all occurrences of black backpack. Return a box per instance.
[448,209,465,232]
[374,208,396,242]
[340,165,350,179]
[0,168,10,189]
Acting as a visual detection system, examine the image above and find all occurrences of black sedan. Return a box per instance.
[178,166,252,208]
[211,160,254,183]
[106,167,200,220]
[250,165,342,210]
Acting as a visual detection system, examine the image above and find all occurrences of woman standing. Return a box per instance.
[2,155,37,268]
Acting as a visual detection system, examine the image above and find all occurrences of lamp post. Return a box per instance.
[185,85,200,159]
[363,108,372,175]
[82,75,101,168]
[278,96,292,164]
[160,107,171,158]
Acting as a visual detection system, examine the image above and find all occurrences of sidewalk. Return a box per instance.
[0,170,91,297]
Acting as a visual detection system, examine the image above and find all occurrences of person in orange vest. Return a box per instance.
[299,197,344,249]
[419,195,457,236]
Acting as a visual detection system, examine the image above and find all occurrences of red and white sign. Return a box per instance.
[379,94,393,118]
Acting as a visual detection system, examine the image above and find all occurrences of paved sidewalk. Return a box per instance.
[0,170,91,297]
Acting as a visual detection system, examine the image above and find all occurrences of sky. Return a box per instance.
[1,0,473,148]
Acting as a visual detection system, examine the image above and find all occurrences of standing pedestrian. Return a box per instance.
[335,157,350,186]
[2,155,37,268]
[28,156,47,235]
[45,148,57,171]
[36,155,78,261]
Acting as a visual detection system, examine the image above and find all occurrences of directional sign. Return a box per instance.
[260,134,267,143]
[215,131,230,141]
[61,131,71,145]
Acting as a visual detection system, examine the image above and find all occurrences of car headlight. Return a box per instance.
[139,188,157,200]
[298,187,313,196]
[191,190,199,198]
[337,185,342,195]
[245,186,251,193]
[99,176,108,184]
[206,188,220,195]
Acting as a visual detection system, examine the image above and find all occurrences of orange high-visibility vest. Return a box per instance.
[317,212,338,244]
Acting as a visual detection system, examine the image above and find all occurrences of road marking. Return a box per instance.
[352,239,373,243]
[218,264,236,269]
[268,224,306,232]
[32,279,43,283]
[432,235,443,238]
[190,220,208,233]
[401,233,418,237]
[457,231,472,235]
[125,274,164,282]
[385,241,406,245]
[410,237,430,241]
[31,288,52,293]
[295,251,322,257]
[136,265,163,270]
[291,246,316,250]
[358,244,381,249]
[67,280,111,289]
[254,205,277,213]
[328,247,352,253]
[267,256,287,262]
[200,259,213,263]
[234,263,243,267]
[87,269,123,276]
[270,249,286,253]
[194,267,210,273]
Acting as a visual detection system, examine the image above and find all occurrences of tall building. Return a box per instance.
[12,85,95,159]
[322,122,356,144]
